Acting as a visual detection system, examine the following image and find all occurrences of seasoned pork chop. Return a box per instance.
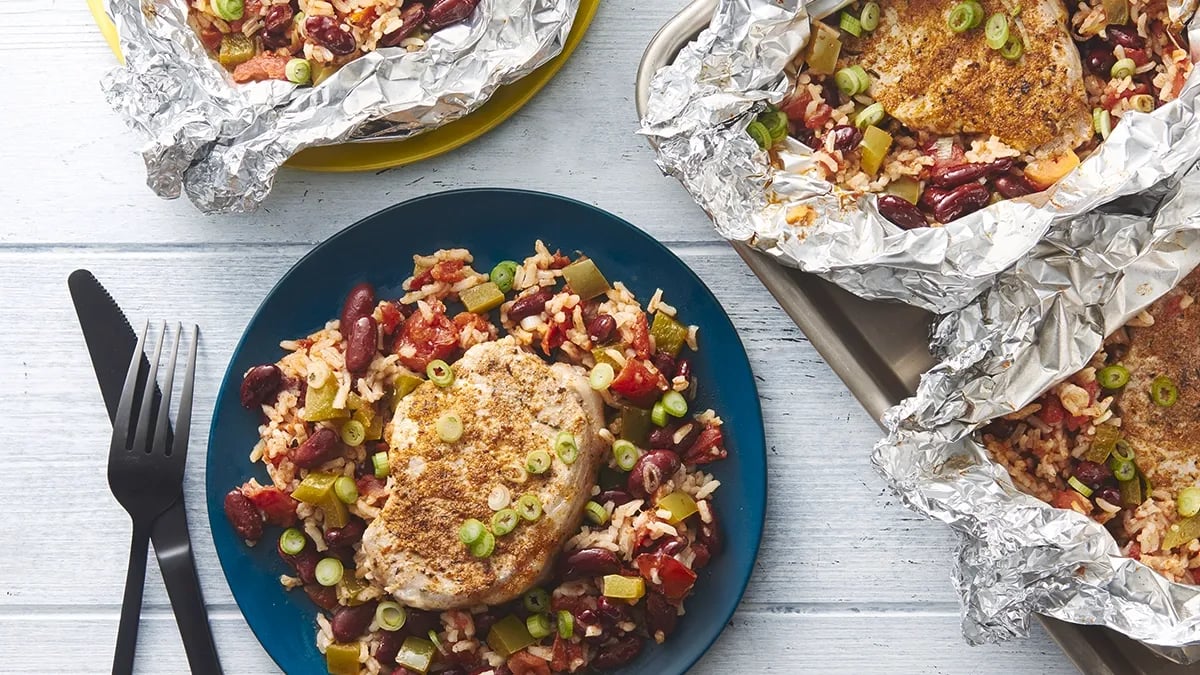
[853,0,1092,154]
[359,338,605,610]
[1116,271,1200,493]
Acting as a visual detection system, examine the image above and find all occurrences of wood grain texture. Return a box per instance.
[0,0,1077,672]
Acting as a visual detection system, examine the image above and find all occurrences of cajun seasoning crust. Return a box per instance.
[852,0,1092,153]
[1113,272,1200,493]
[359,338,605,609]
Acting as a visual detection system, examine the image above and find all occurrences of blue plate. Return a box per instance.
[207,188,767,674]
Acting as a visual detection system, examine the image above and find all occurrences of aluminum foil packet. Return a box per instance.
[872,163,1200,660]
[101,0,579,214]
[641,0,1200,313]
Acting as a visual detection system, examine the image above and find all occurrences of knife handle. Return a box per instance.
[153,504,224,675]
[113,523,151,675]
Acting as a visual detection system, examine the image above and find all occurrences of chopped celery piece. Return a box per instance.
[621,407,652,445]
[396,637,437,673]
[1085,425,1121,464]
[885,177,921,205]
[292,472,350,529]
[562,258,610,300]
[860,126,893,176]
[657,491,699,524]
[486,615,535,658]
[1162,515,1200,551]
[460,282,506,314]
[804,23,842,75]
[602,574,645,601]
[650,313,688,357]
[839,11,863,37]
[218,33,254,68]
[325,642,360,675]
[302,380,348,422]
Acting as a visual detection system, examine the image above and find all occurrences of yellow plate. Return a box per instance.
[86,0,599,172]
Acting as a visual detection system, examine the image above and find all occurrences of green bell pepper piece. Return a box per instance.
[562,258,610,300]
[620,406,652,446]
[1085,425,1121,464]
[303,380,348,422]
[460,282,506,314]
[325,642,360,675]
[649,313,688,357]
[396,637,437,673]
[1162,515,1200,551]
[656,491,698,524]
[292,472,349,529]
[218,33,255,68]
[486,615,535,658]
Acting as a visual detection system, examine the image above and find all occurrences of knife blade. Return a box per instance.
[69,270,224,674]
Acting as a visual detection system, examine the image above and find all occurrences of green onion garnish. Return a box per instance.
[1111,57,1137,80]
[526,613,553,639]
[651,401,669,427]
[557,610,574,639]
[426,359,454,387]
[1113,440,1135,463]
[469,530,496,558]
[279,527,306,555]
[1130,94,1155,113]
[516,493,543,521]
[1067,475,1094,497]
[376,601,408,631]
[612,440,640,472]
[584,500,609,526]
[854,102,886,130]
[757,109,790,143]
[437,413,463,442]
[1178,487,1200,518]
[984,13,1009,50]
[860,2,880,31]
[526,449,552,475]
[746,120,772,150]
[947,1,983,32]
[661,391,688,418]
[285,58,311,85]
[491,508,519,536]
[590,363,615,390]
[459,518,486,545]
[1000,36,1024,60]
[334,476,358,505]
[1151,375,1179,407]
[839,11,863,37]
[490,261,519,293]
[1110,457,1136,482]
[315,557,344,586]
[834,65,870,97]
[372,451,390,479]
[523,588,550,613]
[554,431,579,465]
[339,419,366,447]
[1097,364,1129,389]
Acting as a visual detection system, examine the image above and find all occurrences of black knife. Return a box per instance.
[69,269,223,674]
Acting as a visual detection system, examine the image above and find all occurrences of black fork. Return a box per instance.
[107,321,198,675]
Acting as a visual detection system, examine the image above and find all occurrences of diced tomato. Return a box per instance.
[541,319,567,355]
[550,251,572,269]
[355,474,386,499]
[1125,47,1151,66]
[430,259,466,283]
[1082,380,1100,403]
[392,300,459,371]
[378,301,404,336]
[410,268,434,289]
[1064,414,1090,432]
[1100,81,1150,108]
[247,486,297,526]
[550,635,585,672]
[635,553,698,601]
[683,425,727,465]
[1051,490,1092,514]
[1128,542,1142,560]
[609,359,667,408]
[804,103,833,130]
[232,53,290,83]
[507,650,551,675]
[1038,395,1066,425]
[629,313,652,359]
[199,26,223,51]
[453,311,493,337]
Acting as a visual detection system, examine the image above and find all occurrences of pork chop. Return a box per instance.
[358,337,606,610]
[1116,270,1200,493]
[852,0,1092,155]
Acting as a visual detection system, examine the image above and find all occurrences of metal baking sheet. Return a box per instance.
[636,2,1200,673]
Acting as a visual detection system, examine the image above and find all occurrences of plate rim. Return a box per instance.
[205,187,768,674]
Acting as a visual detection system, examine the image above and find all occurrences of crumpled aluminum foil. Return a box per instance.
[872,162,1200,661]
[641,0,1200,313]
[101,0,579,213]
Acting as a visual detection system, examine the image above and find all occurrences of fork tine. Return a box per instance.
[170,325,199,460]
[114,321,150,444]
[132,322,167,453]
[153,324,183,455]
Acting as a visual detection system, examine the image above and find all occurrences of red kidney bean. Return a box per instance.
[425,0,478,30]
[931,183,990,223]
[698,506,722,555]
[877,194,927,230]
[240,364,283,409]
[690,541,712,568]
[261,4,294,48]
[828,125,863,153]
[562,548,621,579]
[472,612,498,637]
[381,4,427,47]
[1072,460,1114,488]
[627,450,681,498]
[650,351,677,379]
[306,15,356,55]
[648,421,701,454]
[324,517,366,547]
[595,596,634,626]
[651,536,687,557]
[674,358,692,381]
[1095,486,1122,505]
[292,427,342,468]
[820,78,842,109]
[344,315,378,374]
[340,282,376,329]
[992,173,1036,199]
[930,159,1013,188]
[278,535,321,583]
[507,289,552,322]
[1106,25,1145,49]
[304,584,339,611]
[645,592,678,640]
[591,635,644,670]
[586,314,616,343]
[224,489,263,541]
[595,489,633,506]
[377,630,407,665]
[331,602,378,642]
[401,608,440,636]
[576,608,602,634]
[1085,46,1117,75]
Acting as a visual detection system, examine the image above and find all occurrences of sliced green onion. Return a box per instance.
[839,11,863,37]
[285,58,311,85]
[334,475,359,504]
[860,1,880,31]
[428,630,443,651]
[835,65,870,97]
[554,431,579,465]
[1110,457,1137,482]
[1097,364,1129,389]
[1178,487,1200,518]
[1113,440,1136,462]
[1067,475,1094,497]
[459,518,486,545]
[1093,107,1112,139]
[213,0,244,21]
[340,419,366,447]
[1000,36,1024,60]
[469,530,495,558]
[315,557,344,586]
[985,13,1009,49]
[376,601,408,631]
[584,501,609,526]
[523,588,550,613]
[855,102,886,130]
[590,363,615,390]
[757,109,790,143]
[1130,94,1155,113]
[279,527,306,555]
[1151,375,1179,407]
[612,440,640,471]
[661,391,688,418]
[947,1,982,32]
[516,493,543,521]
[491,508,519,536]
[437,413,463,442]
[650,401,669,427]
[746,121,772,150]
[557,610,574,638]
[490,261,519,293]
[372,451,390,479]
[526,613,553,639]
[526,449,552,475]
[1111,57,1137,79]
[427,359,454,387]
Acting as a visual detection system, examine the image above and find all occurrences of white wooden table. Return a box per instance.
[0,1,1077,672]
